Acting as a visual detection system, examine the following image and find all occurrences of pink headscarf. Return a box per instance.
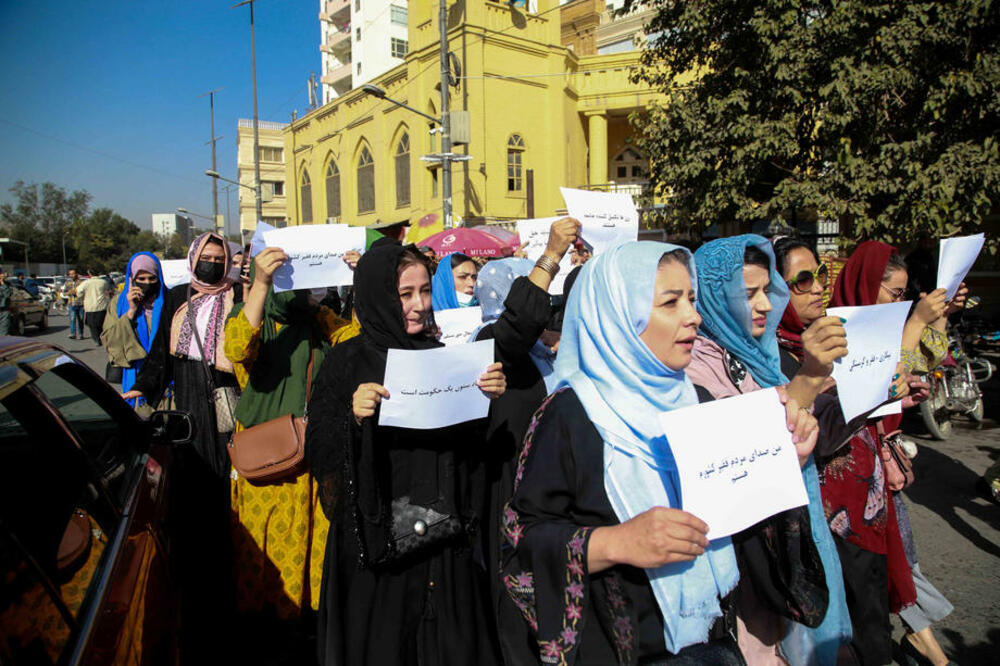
[187,232,233,296]
[130,254,160,280]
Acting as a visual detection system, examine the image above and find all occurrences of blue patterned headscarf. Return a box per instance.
[554,241,739,653]
[694,235,852,664]
[474,257,558,392]
[116,252,165,407]
[431,253,479,311]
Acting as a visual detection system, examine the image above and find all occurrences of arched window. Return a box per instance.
[300,169,313,223]
[507,134,525,192]
[395,133,410,207]
[326,159,341,219]
[357,146,375,213]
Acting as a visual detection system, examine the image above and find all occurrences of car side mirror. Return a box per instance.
[149,410,195,445]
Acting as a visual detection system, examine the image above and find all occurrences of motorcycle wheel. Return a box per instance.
[920,384,953,440]
[970,395,985,423]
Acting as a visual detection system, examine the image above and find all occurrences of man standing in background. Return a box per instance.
[79,272,112,344]
[63,268,85,340]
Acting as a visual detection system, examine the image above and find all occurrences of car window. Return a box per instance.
[32,365,142,505]
[0,388,117,663]
[11,288,33,301]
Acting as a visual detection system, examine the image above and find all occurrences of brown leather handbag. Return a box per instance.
[227,353,313,484]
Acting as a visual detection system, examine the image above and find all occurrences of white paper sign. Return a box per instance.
[249,221,275,258]
[869,401,902,419]
[160,260,191,289]
[559,187,639,255]
[515,217,571,294]
[827,301,912,422]
[937,233,984,300]
[379,339,494,429]
[261,224,366,292]
[657,388,808,538]
[434,306,484,346]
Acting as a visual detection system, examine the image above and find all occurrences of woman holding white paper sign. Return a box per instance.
[304,243,506,666]
[499,242,821,665]
[687,235,852,666]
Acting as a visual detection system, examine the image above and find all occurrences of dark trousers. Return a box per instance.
[85,310,106,344]
[835,535,891,665]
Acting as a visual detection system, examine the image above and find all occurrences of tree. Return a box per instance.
[632,0,1000,248]
[0,181,91,262]
[71,208,142,274]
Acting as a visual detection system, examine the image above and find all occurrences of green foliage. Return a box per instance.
[0,181,91,261]
[70,208,143,274]
[631,0,1000,248]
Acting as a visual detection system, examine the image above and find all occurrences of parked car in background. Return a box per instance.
[3,279,47,333]
[0,338,193,665]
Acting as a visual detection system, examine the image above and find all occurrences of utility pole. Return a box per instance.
[234,0,264,225]
[439,0,453,228]
[201,87,224,234]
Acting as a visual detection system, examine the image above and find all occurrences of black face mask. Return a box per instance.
[138,280,159,300]
[194,260,226,285]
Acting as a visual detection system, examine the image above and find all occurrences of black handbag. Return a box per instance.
[381,495,466,564]
[105,362,124,384]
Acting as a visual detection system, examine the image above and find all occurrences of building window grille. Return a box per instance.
[507,134,525,192]
[326,160,341,218]
[356,27,361,41]
[355,0,360,11]
[395,133,410,206]
[264,181,284,196]
[391,5,407,25]
[357,146,375,213]
[391,38,408,59]
[300,170,313,223]
[258,146,283,162]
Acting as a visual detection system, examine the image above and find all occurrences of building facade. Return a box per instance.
[151,213,191,245]
[237,118,290,236]
[319,0,410,104]
[290,0,675,228]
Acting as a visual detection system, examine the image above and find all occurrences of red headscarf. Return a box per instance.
[829,240,897,308]
[776,304,806,357]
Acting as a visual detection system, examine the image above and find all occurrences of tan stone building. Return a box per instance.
[237,119,290,236]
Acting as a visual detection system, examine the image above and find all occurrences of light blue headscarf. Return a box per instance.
[693,235,852,665]
[116,252,165,408]
[553,241,739,653]
[431,253,478,311]
[473,257,557,392]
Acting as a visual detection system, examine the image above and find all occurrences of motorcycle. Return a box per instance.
[920,297,996,439]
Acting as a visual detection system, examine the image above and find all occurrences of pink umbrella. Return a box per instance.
[421,227,516,258]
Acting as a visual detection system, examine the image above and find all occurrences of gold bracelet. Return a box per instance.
[535,254,560,277]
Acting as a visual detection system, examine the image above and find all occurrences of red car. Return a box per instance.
[0,337,192,665]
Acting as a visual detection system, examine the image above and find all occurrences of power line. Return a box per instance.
[0,117,205,186]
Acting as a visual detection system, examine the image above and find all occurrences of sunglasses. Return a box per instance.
[880,284,907,302]
[786,264,829,293]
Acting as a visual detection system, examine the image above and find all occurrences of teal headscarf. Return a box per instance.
[693,235,852,664]
[553,241,739,653]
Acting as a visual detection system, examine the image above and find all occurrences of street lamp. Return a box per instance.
[206,170,257,192]
[233,0,264,226]
[0,238,29,276]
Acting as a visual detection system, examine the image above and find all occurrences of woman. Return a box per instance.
[432,252,479,310]
[500,242,820,665]
[777,240,956,666]
[470,218,580,656]
[304,243,507,665]
[122,232,240,661]
[824,241,953,666]
[101,252,165,410]
[686,235,853,666]
[224,247,360,636]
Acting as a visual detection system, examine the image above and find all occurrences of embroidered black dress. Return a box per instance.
[500,388,744,666]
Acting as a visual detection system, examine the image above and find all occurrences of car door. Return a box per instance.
[0,348,176,665]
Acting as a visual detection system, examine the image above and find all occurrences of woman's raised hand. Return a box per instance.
[602,507,709,570]
[253,247,289,286]
[777,387,819,465]
[913,288,948,325]
[945,283,969,316]
[352,382,389,425]
[901,373,930,409]
[477,362,507,399]
[121,389,144,401]
[545,217,582,259]
[887,363,911,402]
[800,316,848,378]
[343,250,361,270]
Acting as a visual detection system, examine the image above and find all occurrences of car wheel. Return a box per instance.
[38,311,48,331]
[11,316,25,336]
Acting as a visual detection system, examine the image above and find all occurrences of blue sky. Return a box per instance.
[0,0,319,233]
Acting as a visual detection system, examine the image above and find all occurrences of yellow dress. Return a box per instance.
[224,306,360,618]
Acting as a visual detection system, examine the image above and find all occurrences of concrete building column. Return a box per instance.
[587,111,608,186]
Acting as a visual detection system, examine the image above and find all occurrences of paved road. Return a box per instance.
[22,311,1000,664]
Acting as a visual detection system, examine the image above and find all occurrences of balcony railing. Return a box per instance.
[322,27,351,53]
[320,0,350,23]
[579,181,648,196]
[321,61,352,88]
